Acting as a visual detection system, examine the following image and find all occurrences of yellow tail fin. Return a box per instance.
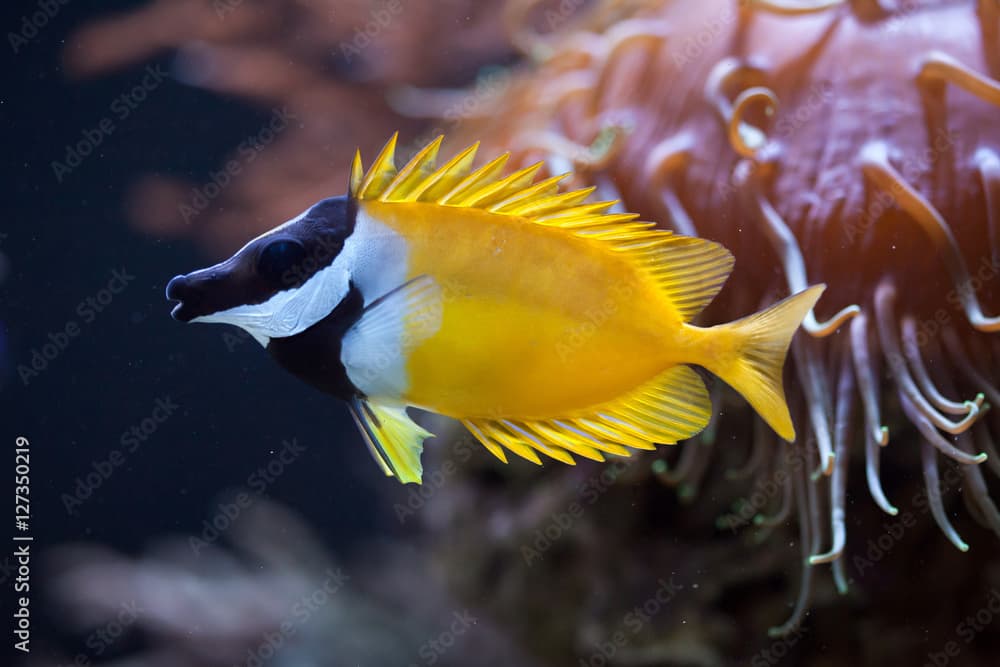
[708,285,826,441]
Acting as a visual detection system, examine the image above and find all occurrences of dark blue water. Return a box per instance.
[3,4,402,659]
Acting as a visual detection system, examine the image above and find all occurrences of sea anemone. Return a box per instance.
[441,0,1000,635]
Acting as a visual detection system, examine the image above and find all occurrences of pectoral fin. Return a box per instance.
[349,398,432,484]
[341,274,443,398]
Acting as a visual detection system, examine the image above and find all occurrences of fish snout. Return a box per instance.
[166,274,200,322]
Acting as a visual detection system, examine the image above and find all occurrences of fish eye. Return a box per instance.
[257,239,307,287]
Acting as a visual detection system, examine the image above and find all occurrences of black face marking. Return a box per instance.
[266,282,366,400]
[165,195,357,322]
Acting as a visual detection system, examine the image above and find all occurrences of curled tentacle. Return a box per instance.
[920,437,970,552]
[745,0,846,15]
[747,178,860,336]
[865,417,899,516]
[705,59,781,162]
[917,50,1000,107]
[974,421,1000,480]
[591,19,671,114]
[899,391,987,465]
[727,414,772,480]
[768,440,815,638]
[810,342,853,567]
[942,327,1000,410]
[902,317,985,414]
[792,335,836,477]
[861,141,1000,332]
[677,437,717,502]
[976,148,1000,271]
[850,313,889,446]
[729,87,780,159]
[502,0,591,60]
[643,132,699,236]
[874,282,984,436]
[981,0,1000,75]
[653,435,703,488]
[930,369,1000,539]
[754,449,795,528]
[520,124,630,178]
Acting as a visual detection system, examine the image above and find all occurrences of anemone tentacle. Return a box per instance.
[462,0,1000,636]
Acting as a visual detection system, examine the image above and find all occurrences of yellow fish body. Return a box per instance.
[167,134,824,483]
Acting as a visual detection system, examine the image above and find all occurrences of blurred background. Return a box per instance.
[3,2,530,664]
[3,0,999,665]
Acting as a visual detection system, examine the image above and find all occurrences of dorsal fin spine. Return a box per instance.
[439,153,510,205]
[357,132,398,199]
[461,163,543,208]
[488,174,567,212]
[381,135,444,202]
[411,142,479,202]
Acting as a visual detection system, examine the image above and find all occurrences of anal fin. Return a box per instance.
[463,365,712,466]
[349,398,432,484]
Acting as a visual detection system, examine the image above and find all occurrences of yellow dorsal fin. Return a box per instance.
[352,135,734,320]
[439,153,510,205]
[463,365,711,467]
[632,235,735,321]
[489,173,567,213]
[381,135,443,202]
[356,132,399,200]
[349,398,432,484]
[410,141,480,202]
[349,149,364,198]
[461,163,543,208]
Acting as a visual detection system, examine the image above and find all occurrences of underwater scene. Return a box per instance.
[5,0,1000,665]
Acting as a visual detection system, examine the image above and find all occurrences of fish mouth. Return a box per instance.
[169,301,194,322]
[165,275,196,322]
